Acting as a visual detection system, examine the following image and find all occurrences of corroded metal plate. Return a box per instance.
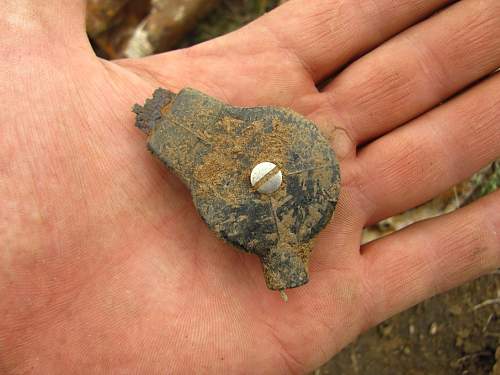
[134,88,340,291]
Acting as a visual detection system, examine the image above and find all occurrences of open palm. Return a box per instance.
[1,0,499,373]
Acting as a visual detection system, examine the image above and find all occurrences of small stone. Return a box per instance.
[378,323,393,337]
[409,324,416,335]
[429,322,438,335]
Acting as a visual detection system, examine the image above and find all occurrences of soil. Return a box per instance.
[319,274,500,375]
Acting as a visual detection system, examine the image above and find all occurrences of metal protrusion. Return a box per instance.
[250,162,283,194]
[279,289,289,303]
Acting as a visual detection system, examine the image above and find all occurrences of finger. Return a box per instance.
[361,189,500,328]
[130,0,454,93]
[357,72,500,224]
[310,181,366,271]
[1,1,86,45]
[256,0,454,82]
[321,0,500,144]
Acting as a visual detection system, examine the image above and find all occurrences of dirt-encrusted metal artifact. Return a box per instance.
[133,88,341,293]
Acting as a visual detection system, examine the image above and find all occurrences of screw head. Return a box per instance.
[250,162,283,194]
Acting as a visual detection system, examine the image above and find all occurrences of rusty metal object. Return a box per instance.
[133,88,341,292]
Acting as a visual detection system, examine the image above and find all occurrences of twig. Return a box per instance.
[483,313,495,332]
[473,298,500,310]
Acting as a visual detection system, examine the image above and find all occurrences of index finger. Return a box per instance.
[255,0,455,81]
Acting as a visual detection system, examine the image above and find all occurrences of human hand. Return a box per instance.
[1,0,499,373]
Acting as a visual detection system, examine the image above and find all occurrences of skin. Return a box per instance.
[1,0,499,373]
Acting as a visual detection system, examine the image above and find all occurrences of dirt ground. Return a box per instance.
[321,275,500,375]
[88,1,500,373]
